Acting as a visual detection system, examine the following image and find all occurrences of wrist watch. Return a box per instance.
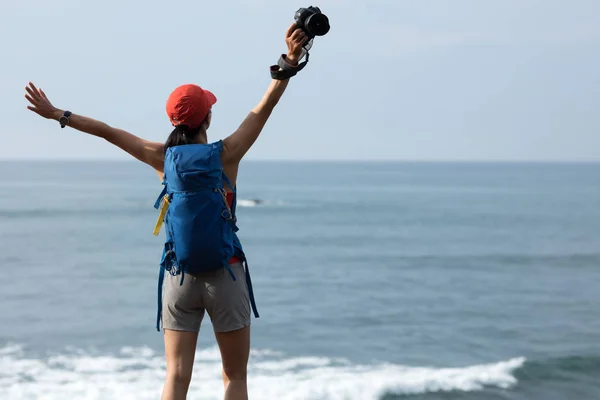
[59,110,72,128]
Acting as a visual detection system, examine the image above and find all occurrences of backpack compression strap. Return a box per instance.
[221,172,259,318]
[244,258,260,318]
[153,180,169,236]
[153,195,170,236]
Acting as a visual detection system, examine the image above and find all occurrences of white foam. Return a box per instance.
[237,199,257,207]
[237,198,286,208]
[0,344,525,400]
[237,199,261,208]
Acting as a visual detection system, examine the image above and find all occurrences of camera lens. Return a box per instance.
[305,13,330,36]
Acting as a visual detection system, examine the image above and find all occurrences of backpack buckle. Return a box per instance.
[221,209,232,220]
[221,209,238,224]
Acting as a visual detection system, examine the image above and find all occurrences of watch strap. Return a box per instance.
[59,110,72,128]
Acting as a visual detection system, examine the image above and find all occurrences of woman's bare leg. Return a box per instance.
[162,329,199,400]
[215,326,250,400]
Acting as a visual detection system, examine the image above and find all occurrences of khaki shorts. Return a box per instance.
[161,262,251,333]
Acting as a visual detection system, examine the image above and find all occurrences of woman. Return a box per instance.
[24,23,308,400]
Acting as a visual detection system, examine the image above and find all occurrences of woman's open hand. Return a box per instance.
[25,82,60,120]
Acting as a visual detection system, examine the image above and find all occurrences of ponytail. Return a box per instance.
[163,112,211,154]
[164,124,201,154]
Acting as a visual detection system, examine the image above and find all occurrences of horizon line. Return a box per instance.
[1,158,599,164]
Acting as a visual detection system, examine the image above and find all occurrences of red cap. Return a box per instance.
[166,84,217,129]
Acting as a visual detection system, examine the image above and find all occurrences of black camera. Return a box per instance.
[270,5,328,79]
[294,6,330,38]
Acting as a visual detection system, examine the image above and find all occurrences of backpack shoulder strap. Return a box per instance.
[153,175,168,210]
[219,171,239,225]
[222,171,235,194]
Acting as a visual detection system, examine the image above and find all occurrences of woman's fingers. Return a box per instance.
[285,22,297,38]
[25,86,39,102]
[24,82,54,118]
[293,30,308,45]
[27,82,44,102]
[29,82,39,95]
[25,93,36,105]
[26,105,43,117]
[290,28,303,42]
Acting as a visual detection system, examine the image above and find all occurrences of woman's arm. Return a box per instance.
[25,83,165,172]
[221,79,289,164]
[221,23,308,165]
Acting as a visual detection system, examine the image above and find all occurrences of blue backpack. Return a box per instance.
[152,140,258,331]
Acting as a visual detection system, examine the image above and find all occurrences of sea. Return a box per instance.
[1,160,599,400]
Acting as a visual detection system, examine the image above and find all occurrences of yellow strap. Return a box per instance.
[153,196,170,236]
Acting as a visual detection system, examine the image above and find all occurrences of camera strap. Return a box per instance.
[270,53,309,80]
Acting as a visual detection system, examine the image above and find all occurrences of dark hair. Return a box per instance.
[164,112,211,154]
[164,124,201,154]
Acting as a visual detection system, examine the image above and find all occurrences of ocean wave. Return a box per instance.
[515,354,600,383]
[237,199,265,208]
[237,198,289,208]
[0,344,524,400]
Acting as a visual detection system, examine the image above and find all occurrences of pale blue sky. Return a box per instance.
[1,0,598,161]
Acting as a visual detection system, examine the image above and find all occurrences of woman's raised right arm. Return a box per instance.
[25,82,165,172]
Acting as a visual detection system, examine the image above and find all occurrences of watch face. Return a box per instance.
[59,116,68,126]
